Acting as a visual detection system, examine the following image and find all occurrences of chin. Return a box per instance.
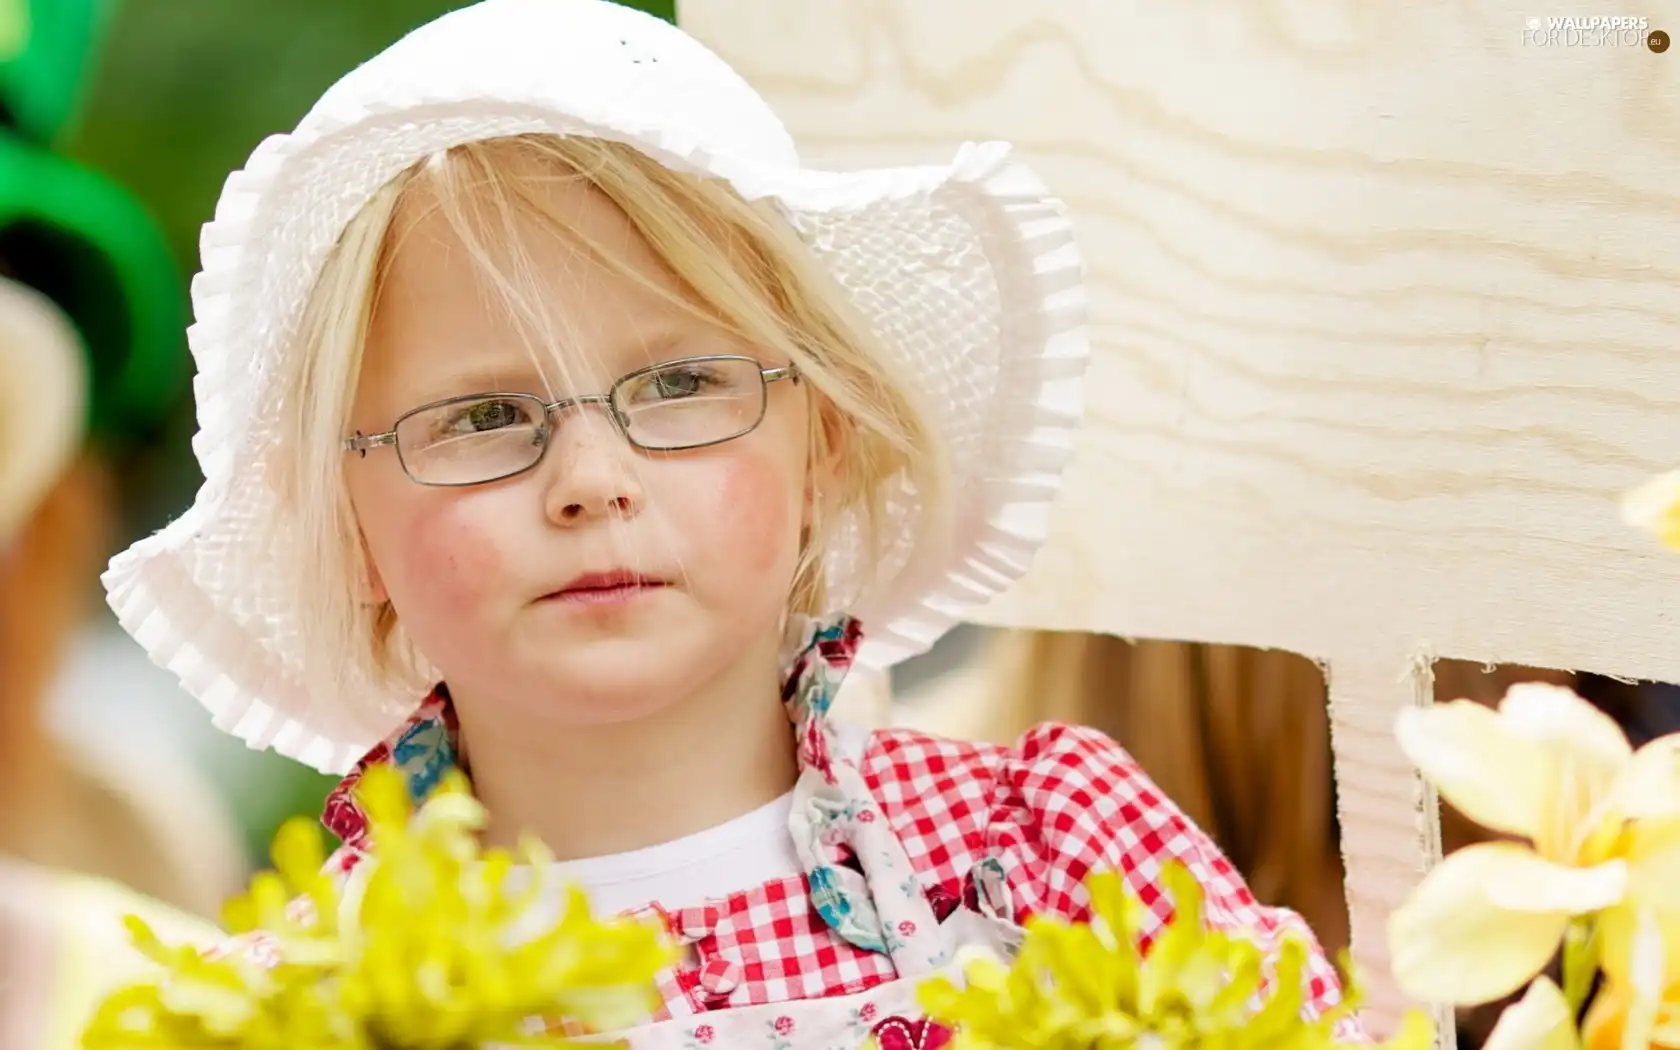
[503,593,786,720]
[531,645,688,723]
[515,629,706,721]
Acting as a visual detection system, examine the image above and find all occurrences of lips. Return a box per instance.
[544,569,668,604]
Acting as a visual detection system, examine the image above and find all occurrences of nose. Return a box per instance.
[541,407,644,527]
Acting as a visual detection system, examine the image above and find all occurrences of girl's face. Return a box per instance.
[345,172,813,725]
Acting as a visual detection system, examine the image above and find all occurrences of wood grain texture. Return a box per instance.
[681,1,1680,1038]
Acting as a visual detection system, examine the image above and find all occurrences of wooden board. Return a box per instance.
[681,1,1680,1039]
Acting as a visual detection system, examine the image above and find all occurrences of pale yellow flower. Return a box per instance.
[1481,978,1582,1050]
[1623,471,1680,551]
[1388,683,1680,1006]
[1597,820,1680,983]
[1584,908,1680,1050]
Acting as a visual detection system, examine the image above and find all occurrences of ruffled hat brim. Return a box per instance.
[102,0,1088,773]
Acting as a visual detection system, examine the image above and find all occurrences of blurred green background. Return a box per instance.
[56,0,674,867]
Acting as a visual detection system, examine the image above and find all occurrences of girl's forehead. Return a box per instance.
[359,170,724,405]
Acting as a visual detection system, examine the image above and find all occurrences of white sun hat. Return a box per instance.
[0,276,86,545]
[101,0,1089,775]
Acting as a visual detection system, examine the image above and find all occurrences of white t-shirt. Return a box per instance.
[548,791,803,916]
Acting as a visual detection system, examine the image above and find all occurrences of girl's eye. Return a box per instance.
[630,365,715,402]
[447,398,534,433]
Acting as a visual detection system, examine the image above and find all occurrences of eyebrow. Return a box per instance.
[416,363,547,397]
[403,330,712,402]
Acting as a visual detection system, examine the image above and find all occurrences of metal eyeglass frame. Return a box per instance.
[342,354,801,487]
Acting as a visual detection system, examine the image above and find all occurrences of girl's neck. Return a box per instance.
[454,634,801,861]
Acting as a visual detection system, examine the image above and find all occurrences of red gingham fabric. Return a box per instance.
[860,723,1358,1030]
[637,722,1355,1023]
[308,720,1359,1035]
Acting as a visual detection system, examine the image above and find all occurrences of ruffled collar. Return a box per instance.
[320,615,864,853]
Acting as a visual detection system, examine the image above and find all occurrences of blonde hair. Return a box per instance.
[278,133,946,695]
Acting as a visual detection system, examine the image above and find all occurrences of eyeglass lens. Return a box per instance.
[393,357,770,485]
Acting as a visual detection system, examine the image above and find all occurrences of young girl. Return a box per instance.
[104,0,1363,1043]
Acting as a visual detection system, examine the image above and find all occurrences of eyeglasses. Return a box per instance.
[344,354,800,486]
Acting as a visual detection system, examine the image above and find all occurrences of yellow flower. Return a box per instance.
[1480,978,1583,1050]
[917,862,1434,1050]
[83,765,676,1049]
[1623,471,1680,551]
[1583,908,1680,1050]
[1597,819,1680,987]
[1387,683,1680,1006]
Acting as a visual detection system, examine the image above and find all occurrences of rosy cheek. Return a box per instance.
[390,498,508,608]
[707,454,797,574]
